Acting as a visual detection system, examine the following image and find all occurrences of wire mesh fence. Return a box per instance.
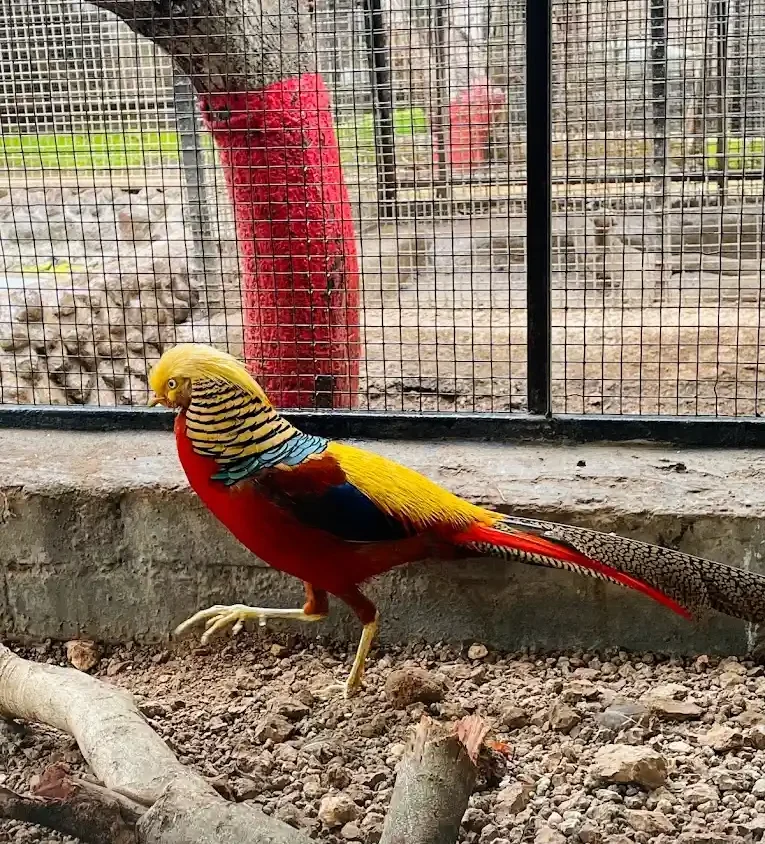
[0,0,763,420]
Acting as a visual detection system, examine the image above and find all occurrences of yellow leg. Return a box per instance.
[344,613,379,698]
[173,604,327,645]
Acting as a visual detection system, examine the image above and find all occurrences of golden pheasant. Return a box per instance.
[148,343,765,697]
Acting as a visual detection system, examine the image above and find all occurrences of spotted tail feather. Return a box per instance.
[454,517,765,624]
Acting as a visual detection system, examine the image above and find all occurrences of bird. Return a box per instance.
[149,342,765,698]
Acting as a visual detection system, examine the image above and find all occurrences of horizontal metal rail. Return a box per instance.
[2,405,765,447]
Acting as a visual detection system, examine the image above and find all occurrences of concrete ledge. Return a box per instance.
[1,430,765,655]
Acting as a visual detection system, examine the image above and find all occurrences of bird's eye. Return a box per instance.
[167,378,178,390]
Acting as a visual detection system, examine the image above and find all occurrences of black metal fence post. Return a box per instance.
[173,74,217,272]
[363,0,397,219]
[525,0,552,416]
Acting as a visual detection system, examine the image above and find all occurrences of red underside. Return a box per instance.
[199,75,360,409]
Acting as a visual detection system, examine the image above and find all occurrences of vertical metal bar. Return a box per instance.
[714,0,728,184]
[650,0,668,290]
[363,0,397,218]
[431,0,449,191]
[651,0,667,184]
[525,0,552,417]
[173,74,216,271]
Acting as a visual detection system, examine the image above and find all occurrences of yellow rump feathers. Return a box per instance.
[149,343,271,405]
[326,441,496,533]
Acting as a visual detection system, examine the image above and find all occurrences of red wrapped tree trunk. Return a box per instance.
[200,75,360,409]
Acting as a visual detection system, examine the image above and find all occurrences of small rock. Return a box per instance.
[384,668,446,708]
[275,803,305,828]
[318,793,360,828]
[549,702,581,733]
[749,726,765,749]
[139,701,169,719]
[590,745,667,789]
[684,782,720,807]
[738,707,765,727]
[341,822,362,840]
[499,705,529,729]
[468,643,489,660]
[327,765,352,790]
[625,809,675,835]
[710,768,740,791]
[254,714,294,744]
[754,779,765,799]
[269,697,310,722]
[699,724,744,753]
[642,683,688,701]
[65,640,100,672]
[270,643,288,657]
[534,827,566,844]
[577,824,603,844]
[496,782,534,814]
[561,680,599,702]
[648,698,703,721]
[106,660,128,677]
[596,701,651,733]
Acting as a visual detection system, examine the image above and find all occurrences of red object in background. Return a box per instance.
[437,78,506,172]
[200,74,360,409]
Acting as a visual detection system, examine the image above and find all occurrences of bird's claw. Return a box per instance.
[174,604,270,644]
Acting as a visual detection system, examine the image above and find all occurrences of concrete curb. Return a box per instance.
[2,429,765,655]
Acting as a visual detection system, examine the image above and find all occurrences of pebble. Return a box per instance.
[384,668,446,708]
[318,792,361,828]
[500,705,529,729]
[535,826,566,844]
[65,640,100,672]
[468,643,489,660]
[648,697,703,721]
[595,701,651,732]
[590,745,668,789]
[685,782,721,807]
[254,714,294,744]
[625,808,675,835]
[549,701,581,733]
[699,725,744,753]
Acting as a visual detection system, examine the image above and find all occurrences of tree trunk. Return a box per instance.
[92,0,361,409]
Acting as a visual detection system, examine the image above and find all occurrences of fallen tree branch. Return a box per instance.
[0,765,140,844]
[0,644,312,844]
[379,714,492,844]
[1,646,503,844]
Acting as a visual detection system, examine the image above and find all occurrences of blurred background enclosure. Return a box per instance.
[0,0,764,417]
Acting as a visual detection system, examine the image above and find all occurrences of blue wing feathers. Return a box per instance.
[210,432,410,542]
[293,482,411,542]
[212,433,328,484]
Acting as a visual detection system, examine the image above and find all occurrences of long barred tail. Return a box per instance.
[454,517,765,624]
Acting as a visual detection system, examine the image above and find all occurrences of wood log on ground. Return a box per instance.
[0,644,312,844]
[379,715,492,844]
[0,644,498,844]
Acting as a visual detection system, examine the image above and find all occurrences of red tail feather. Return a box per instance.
[456,522,692,620]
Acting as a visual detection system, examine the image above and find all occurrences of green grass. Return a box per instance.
[0,131,213,171]
[705,136,765,172]
[0,109,429,172]
[336,106,429,164]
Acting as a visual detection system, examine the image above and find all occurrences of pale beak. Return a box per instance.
[148,395,163,407]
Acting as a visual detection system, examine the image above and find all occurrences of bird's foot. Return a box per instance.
[312,676,363,701]
[173,604,324,645]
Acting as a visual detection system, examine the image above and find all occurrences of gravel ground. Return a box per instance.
[4,634,765,844]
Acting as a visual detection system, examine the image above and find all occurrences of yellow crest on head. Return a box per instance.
[148,343,271,404]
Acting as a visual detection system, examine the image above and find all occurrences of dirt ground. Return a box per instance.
[4,633,765,844]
